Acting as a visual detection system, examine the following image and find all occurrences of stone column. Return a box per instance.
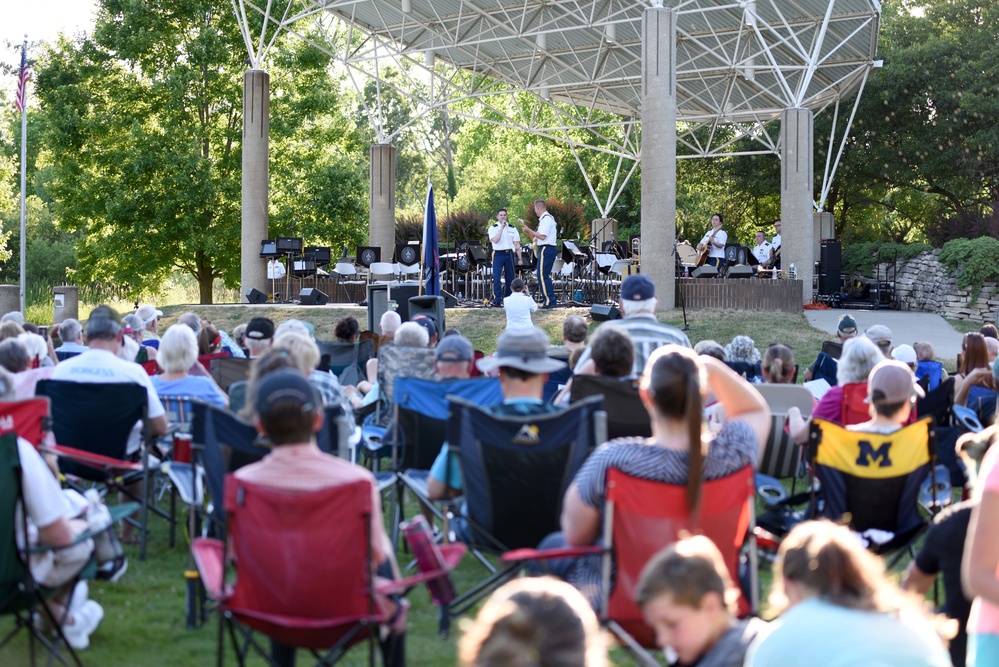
[0,286,19,317]
[640,7,677,309]
[780,108,814,306]
[369,144,397,262]
[241,70,269,303]
[53,286,79,323]
[590,218,619,250]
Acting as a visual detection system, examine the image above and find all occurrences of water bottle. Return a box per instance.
[789,262,796,280]
[400,515,456,604]
[457,291,463,302]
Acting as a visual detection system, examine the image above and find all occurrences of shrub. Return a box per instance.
[938,236,999,303]
[395,213,424,243]
[440,210,489,245]
[926,209,999,247]
[841,241,933,277]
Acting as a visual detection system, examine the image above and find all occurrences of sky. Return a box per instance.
[3,0,96,68]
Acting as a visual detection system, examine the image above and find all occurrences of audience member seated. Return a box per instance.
[548,314,589,363]
[134,305,163,349]
[865,324,893,357]
[151,325,228,408]
[850,360,924,439]
[788,336,885,441]
[761,343,796,384]
[725,335,763,382]
[411,315,439,348]
[1,310,26,325]
[459,577,607,667]
[334,315,360,343]
[0,320,24,343]
[891,343,917,371]
[554,322,637,409]
[914,341,948,392]
[230,323,248,355]
[19,331,54,369]
[746,520,952,667]
[197,324,228,358]
[694,340,727,362]
[802,314,858,381]
[954,333,997,420]
[235,370,404,667]
[378,310,402,348]
[53,318,87,361]
[244,317,275,359]
[573,275,691,376]
[503,278,537,331]
[903,498,975,667]
[0,338,55,399]
[426,327,564,504]
[272,331,351,416]
[963,424,999,667]
[637,536,767,667]
[434,334,475,380]
[987,337,999,365]
[981,324,999,340]
[122,314,157,365]
[541,345,769,607]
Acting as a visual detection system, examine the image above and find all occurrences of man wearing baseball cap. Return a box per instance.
[235,370,405,666]
[803,313,860,381]
[573,274,691,377]
[434,334,474,380]
[856,359,925,434]
[243,317,275,359]
[427,327,565,502]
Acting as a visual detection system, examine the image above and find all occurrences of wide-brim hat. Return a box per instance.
[476,327,566,374]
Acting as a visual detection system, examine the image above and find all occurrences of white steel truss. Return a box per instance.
[230,0,880,214]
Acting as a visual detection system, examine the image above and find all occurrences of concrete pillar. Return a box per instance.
[640,7,677,309]
[369,144,397,262]
[780,108,814,305]
[0,286,19,317]
[53,286,79,323]
[241,70,269,303]
[590,218,619,250]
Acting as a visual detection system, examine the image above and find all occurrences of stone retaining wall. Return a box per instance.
[879,249,999,322]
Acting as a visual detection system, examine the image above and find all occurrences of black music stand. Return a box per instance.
[276,236,303,303]
[260,239,280,301]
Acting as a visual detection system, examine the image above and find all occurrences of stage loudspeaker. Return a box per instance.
[819,240,842,295]
[299,288,329,306]
[388,283,421,321]
[367,284,389,331]
[466,244,488,265]
[726,265,754,279]
[589,304,622,322]
[441,290,459,308]
[691,266,718,279]
[245,288,267,304]
[409,295,446,334]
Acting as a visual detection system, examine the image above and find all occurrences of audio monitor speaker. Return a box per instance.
[726,265,755,279]
[299,288,329,306]
[589,304,622,322]
[409,295,446,334]
[690,266,718,279]
[245,288,267,304]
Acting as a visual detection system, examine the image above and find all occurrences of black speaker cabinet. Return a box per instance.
[819,240,842,295]
[367,284,389,331]
[245,288,267,304]
[388,283,422,321]
[299,288,329,306]
[726,265,755,279]
[590,304,622,322]
[408,295,446,334]
[691,266,718,279]
[356,246,381,268]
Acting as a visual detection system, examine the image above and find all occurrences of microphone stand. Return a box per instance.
[672,239,690,332]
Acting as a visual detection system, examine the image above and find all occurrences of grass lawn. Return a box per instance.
[3,306,840,665]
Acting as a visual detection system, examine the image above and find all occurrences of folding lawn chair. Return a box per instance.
[36,380,163,561]
[808,417,939,565]
[569,374,650,441]
[209,357,251,394]
[504,465,758,665]
[755,384,814,491]
[0,433,135,667]
[0,397,52,451]
[192,476,464,666]
[442,395,603,616]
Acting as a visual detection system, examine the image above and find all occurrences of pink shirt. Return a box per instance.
[970,444,999,635]
[14,367,56,400]
[235,443,390,565]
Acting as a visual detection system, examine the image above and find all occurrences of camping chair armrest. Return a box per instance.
[41,444,143,475]
[379,544,468,593]
[26,502,140,555]
[501,545,604,563]
[753,526,781,551]
[192,537,229,600]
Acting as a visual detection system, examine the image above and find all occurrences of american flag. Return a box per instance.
[15,47,31,114]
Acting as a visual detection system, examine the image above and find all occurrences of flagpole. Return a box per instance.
[18,36,28,315]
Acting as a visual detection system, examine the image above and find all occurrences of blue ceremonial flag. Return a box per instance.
[422,181,440,296]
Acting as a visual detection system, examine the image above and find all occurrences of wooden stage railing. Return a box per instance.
[675,278,803,313]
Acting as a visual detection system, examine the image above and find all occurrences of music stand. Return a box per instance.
[276,237,303,303]
[260,239,280,301]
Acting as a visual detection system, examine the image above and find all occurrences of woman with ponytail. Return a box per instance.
[540,345,770,607]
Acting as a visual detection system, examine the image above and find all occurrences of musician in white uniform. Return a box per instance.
[487,209,522,306]
[770,219,782,270]
[696,213,727,269]
[520,200,559,309]
[752,231,772,264]
[267,258,286,280]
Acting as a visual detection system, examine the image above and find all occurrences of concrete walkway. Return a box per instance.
[804,310,965,361]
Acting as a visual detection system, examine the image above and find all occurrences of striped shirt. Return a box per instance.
[573,315,691,376]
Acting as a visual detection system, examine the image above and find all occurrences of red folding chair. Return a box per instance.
[0,397,52,450]
[192,475,463,666]
[505,465,757,663]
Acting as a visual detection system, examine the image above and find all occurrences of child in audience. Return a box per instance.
[459,576,606,667]
[636,535,767,667]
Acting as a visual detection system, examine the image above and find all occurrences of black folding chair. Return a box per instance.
[569,374,650,441]
[443,395,604,615]
[36,380,163,560]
